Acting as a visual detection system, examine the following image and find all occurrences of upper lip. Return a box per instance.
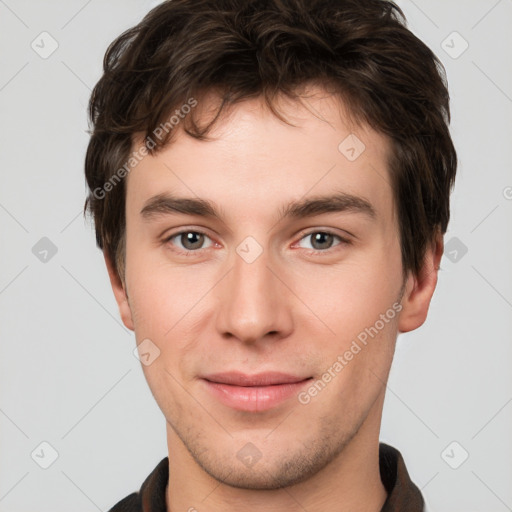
[202,371,311,387]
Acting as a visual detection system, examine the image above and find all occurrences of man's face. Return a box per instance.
[115,87,416,489]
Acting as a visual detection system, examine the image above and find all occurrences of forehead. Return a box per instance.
[125,86,395,230]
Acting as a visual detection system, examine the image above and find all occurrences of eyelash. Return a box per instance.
[163,229,351,256]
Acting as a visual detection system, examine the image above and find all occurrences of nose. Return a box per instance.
[215,243,294,345]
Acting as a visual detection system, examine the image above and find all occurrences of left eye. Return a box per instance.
[296,231,346,251]
[166,231,214,251]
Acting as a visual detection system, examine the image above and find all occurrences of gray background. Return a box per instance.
[0,0,511,511]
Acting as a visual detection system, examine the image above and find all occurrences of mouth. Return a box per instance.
[201,372,313,412]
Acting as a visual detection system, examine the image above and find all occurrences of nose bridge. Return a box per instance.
[215,241,292,342]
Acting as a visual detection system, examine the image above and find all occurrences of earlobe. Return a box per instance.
[397,231,444,333]
[103,252,135,331]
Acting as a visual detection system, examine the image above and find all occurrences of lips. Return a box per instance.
[201,371,313,412]
[202,371,310,387]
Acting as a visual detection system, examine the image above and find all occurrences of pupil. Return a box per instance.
[312,232,332,250]
[182,232,203,250]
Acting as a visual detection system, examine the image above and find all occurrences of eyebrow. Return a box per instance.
[140,191,377,223]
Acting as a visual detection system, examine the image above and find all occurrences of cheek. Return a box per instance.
[126,254,202,336]
[126,264,211,388]
[294,253,402,404]
[306,306,399,415]
[296,254,402,341]
[127,273,199,412]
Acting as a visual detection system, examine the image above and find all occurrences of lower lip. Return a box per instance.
[202,379,312,412]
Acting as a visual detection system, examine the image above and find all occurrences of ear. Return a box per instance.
[104,251,134,331]
[398,230,444,333]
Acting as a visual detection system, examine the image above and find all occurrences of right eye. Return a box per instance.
[164,230,216,254]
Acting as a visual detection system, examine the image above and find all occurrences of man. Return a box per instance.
[84,0,457,510]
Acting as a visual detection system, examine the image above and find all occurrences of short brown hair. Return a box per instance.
[84,0,457,283]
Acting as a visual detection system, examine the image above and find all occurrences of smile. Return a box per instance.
[201,372,313,412]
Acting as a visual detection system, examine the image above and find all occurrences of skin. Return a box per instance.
[105,86,443,512]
